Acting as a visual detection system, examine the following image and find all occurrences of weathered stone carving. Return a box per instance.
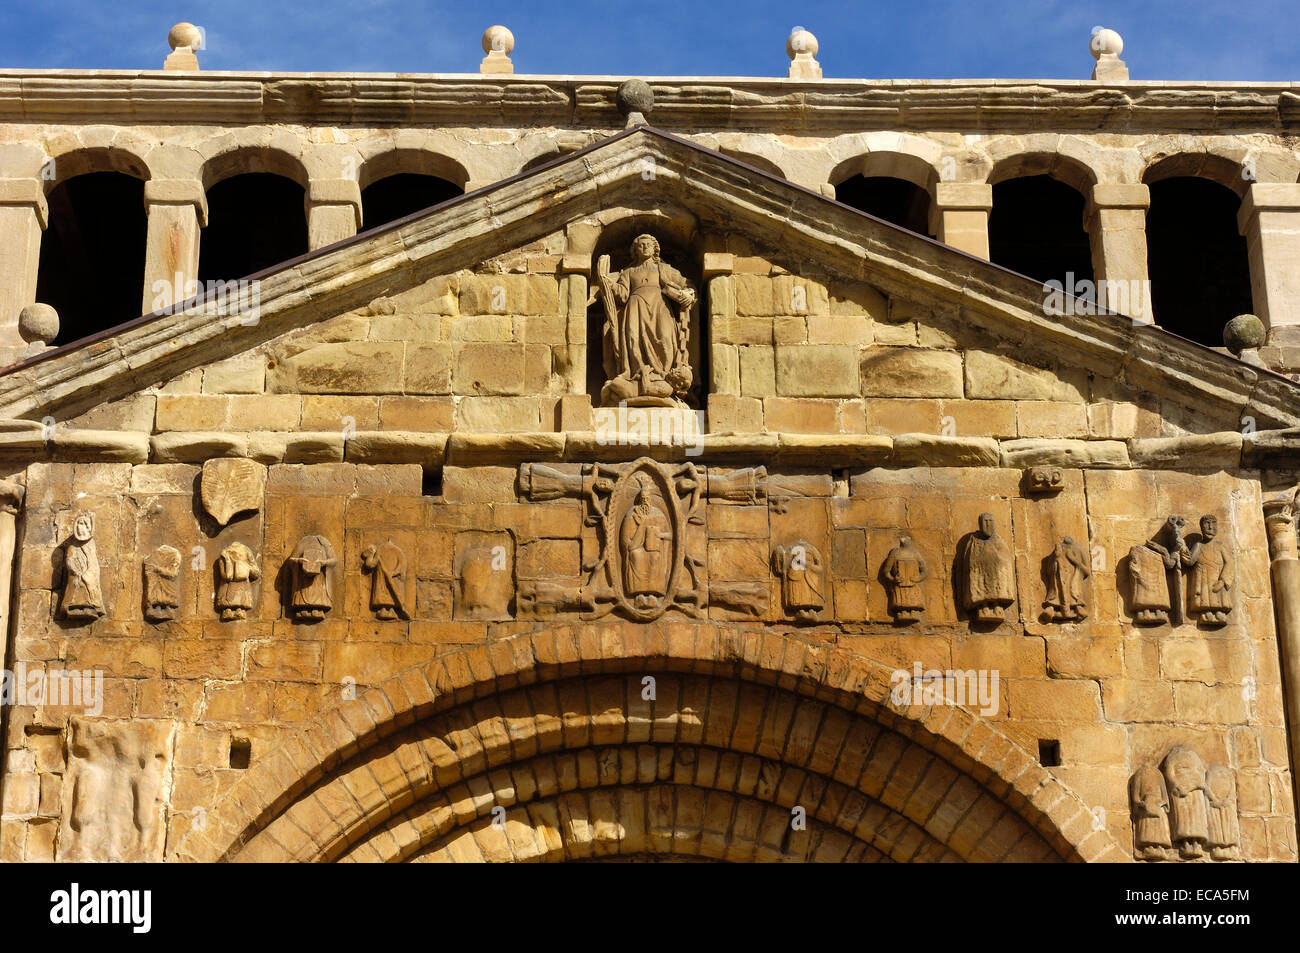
[200,458,266,527]
[289,535,336,621]
[517,579,586,617]
[215,542,260,621]
[772,541,826,620]
[457,543,513,619]
[708,579,768,616]
[881,536,929,623]
[706,467,767,504]
[61,718,173,861]
[1130,746,1239,861]
[142,545,181,622]
[592,234,697,406]
[1129,765,1174,861]
[1042,536,1090,622]
[1128,516,1187,625]
[519,462,584,502]
[361,539,408,620]
[1023,466,1065,494]
[59,511,104,621]
[958,513,1014,623]
[1184,514,1233,627]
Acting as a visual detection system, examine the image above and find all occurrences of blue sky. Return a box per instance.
[3,0,1297,80]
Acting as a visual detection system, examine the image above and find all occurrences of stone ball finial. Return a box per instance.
[787,26,819,60]
[1090,26,1123,60]
[1224,313,1266,355]
[168,22,203,51]
[482,25,514,56]
[18,303,58,347]
[616,79,654,124]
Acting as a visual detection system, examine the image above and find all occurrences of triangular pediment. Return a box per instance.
[2,125,1297,465]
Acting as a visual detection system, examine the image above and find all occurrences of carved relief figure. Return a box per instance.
[289,535,337,621]
[593,234,697,406]
[772,541,826,620]
[215,542,260,621]
[361,539,408,620]
[1183,515,1233,627]
[1162,746,1210,859]
[59,511,104,621]
[142,545,181,622]
[958,513,1014,623]
[459,544,512,619]
[881,535,929,623]
[1129,765,1174,861]
[1205,765,1241,861]
[1128,516,1187,625]
[620,484,673,607]
[1043,536,1090,622]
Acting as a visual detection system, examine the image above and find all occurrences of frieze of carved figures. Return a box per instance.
[289,535,337,621]
[58,511,104,622]
[958,513,1015,623]
[1042,536,1090,622]
[215,542,260,621]
[142,545,181,622]
[772,541,826,621]
[1129,746,1240,861]
[591,234,697,407]
[881,536,929,624]
[1128,515,1233,627]
[361,539,408,620]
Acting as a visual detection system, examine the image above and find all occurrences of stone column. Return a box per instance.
[559,256,590,398]
[1085,183,1152,323]
[1263,493,1300,831]
[142,179,207,315]
[0,179,47,348]
[928,183,992,260]
[0,478,23,681]
[306,178,362,251]
[1238,183,1300,346]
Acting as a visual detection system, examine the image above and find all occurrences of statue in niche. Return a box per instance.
[881,536,929,623]
[289,535,337,621]
[1205,765,1240,861]
[772,541,826,621]
[1128,516,1188,625]
[620,483,673,608]
[59,511,105,621]
[1162,745,1210,859]
[1042,536,1090,622]
[592,233,697,406]
[958,513,1015,623]
[1129,765,1174,861]
[361,539,408,620]
[215,542,260,621]
[1183,514,1233,627]
[142,545,181,622]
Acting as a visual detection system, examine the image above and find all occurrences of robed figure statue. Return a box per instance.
[593,234,697,406]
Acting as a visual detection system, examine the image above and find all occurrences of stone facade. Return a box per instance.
[0,33,1299,863]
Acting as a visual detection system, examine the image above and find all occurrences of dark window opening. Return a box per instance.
[36,172,147,345]
[198,173,308,283]
[229,737,251,769]
[360,173,462,231]
[1038,739,1062,767]
[1146,177,1253,347]
[421,468,443,498]
[989,176,1093,287]
[834,175,931,236]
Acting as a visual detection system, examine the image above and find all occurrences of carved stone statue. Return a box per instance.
[142,545,181,622]
[59,511,104,621]
[1043,536,1090,622]
[620,484,673,608]
[289,535,337,621]
[881,535,929,623]
[1129,516,1187,625]
[1183,514,1233,627]
[458,544,512,619]
[1129,765,1174,861]
[215,542,260,621]
[1205,765,1240,861]
[361,539,408,621]
[958,513,1014,623]
[592,234,697,406]
[772,541,826,621]
[1162,745,1210,859]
